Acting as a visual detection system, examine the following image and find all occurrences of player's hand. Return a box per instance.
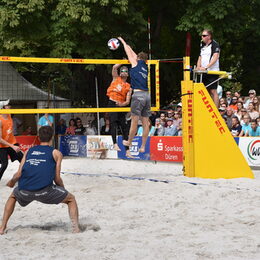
[6,179,15,188]
[12,145,21,153]
[116,102,126,107]
[117,37,125,44]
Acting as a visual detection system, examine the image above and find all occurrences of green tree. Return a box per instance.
[177,0,260,94]
[0,0,259,107]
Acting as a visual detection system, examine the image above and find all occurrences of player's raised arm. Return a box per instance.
[112,64,121,79]
[118,37,137,67]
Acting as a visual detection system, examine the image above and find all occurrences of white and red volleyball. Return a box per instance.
[107,38,120,50]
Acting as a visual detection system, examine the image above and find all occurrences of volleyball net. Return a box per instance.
[0,56,160,115]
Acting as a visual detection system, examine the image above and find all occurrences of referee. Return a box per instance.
[197,29,220,107]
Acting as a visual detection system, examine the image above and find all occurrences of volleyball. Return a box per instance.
[107,38,120,50]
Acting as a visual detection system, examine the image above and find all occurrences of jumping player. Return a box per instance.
[117,37,150,156]
[0,100,23,181]
[0,126,80,234]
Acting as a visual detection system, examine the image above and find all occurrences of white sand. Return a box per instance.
[0,158,260,260]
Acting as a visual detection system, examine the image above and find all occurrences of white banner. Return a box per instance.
[86,135,118,159]
[238,137,260,166]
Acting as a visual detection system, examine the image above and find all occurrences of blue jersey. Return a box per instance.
[18,145,56,191]
[130,60,148,91]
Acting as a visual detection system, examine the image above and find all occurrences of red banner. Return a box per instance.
[16,136,40,152]
[150,136,183,162]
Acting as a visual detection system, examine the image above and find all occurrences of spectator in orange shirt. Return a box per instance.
[0,100,23,181]
[228,96,238,112]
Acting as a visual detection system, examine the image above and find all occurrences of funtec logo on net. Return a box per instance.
[247,140,260,165]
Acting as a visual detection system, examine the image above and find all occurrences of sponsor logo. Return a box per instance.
[31,151,45,156]
[138,71,148,79]
[60,58,84,63]
[129,141,139,156]
[198,89,225,134]
[20,144,34,151]
[157,140,163,151]
[187,90,193,143]
[69,140,79,153]
[154,138,182,161]
[247,140,260,165]
[1,57,11,61]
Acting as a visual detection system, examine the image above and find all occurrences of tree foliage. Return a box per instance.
[0,0,259,106]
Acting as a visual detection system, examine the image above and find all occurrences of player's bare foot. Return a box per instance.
[139,147,145,153]
[72,223,80,233]
[123,140,130,147]
[72,227,80,233]
[126,150,135,158]
[113,143,121,151]
[0,225,6,235]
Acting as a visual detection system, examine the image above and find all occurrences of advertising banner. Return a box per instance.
[59,135,86,157]
[238,137,260,166]
[117,136,150,160]
[87,135,118,159]
[150,136,183,162]
[16,136,40,152]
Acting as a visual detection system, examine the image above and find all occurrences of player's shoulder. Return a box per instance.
[52,148,63,159]
[212,39,220,48]
[211,40,220,53]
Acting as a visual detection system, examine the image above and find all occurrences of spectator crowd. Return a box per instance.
[52,89,259,138]
[218,89,260,137]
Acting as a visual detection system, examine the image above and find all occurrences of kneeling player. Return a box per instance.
[0,126,80,234]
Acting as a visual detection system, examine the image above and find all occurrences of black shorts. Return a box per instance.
[202,74,219,90]
[0,146,23,162]
[108,100,126,123]
[13,185,69,207]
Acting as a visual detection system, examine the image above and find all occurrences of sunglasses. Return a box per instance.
[120,70,128,73]
[201,35,209,37]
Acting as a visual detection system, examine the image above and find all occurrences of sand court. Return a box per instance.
[0,158,259,260]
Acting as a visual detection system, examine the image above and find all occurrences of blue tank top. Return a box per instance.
[130,60,148,91]
[18,145,56,191]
